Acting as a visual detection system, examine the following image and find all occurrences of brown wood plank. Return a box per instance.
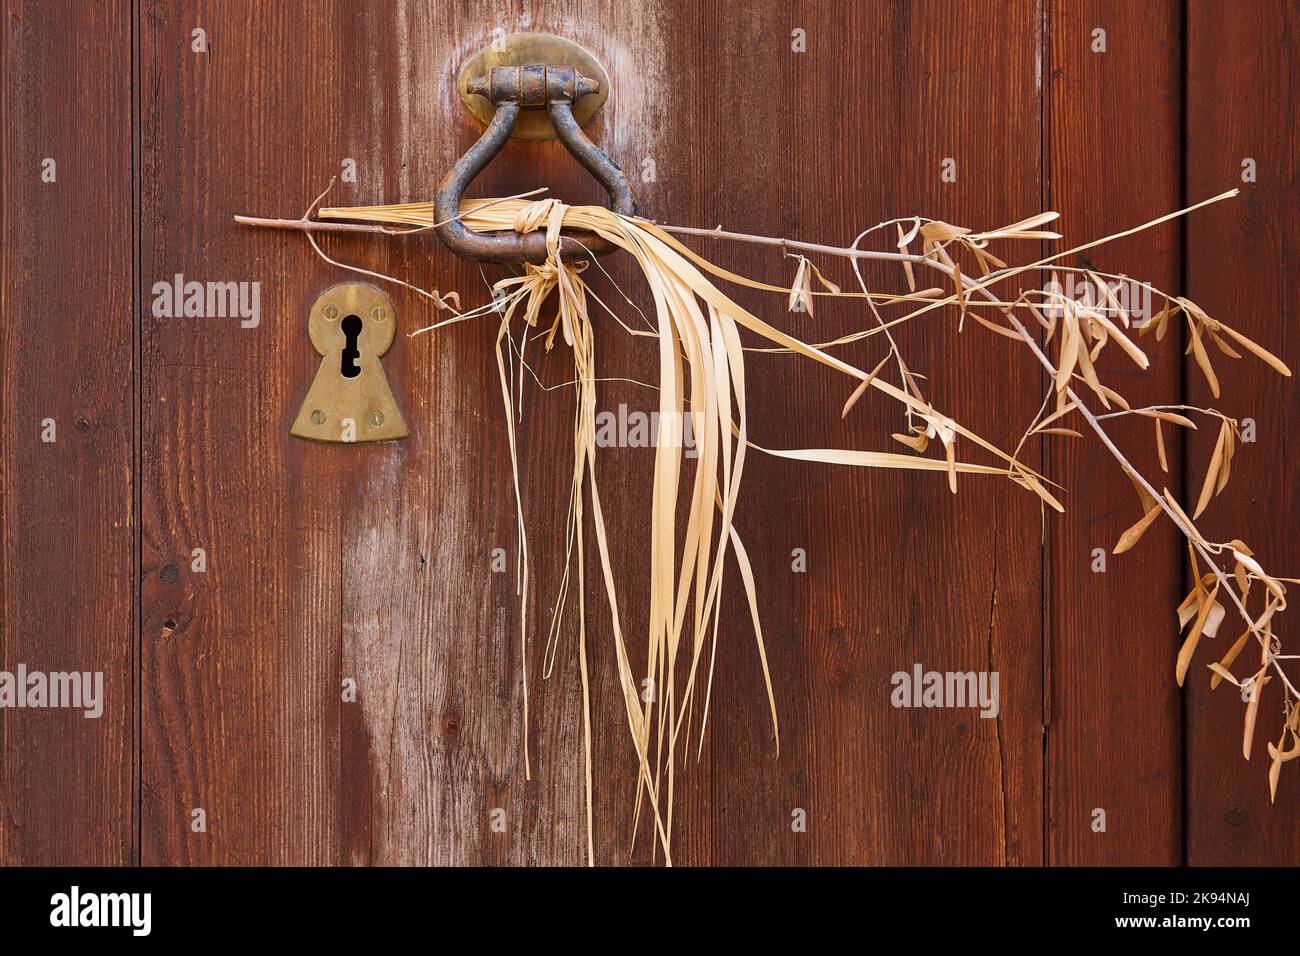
[0,0,136,865]
[330,0,719,867]
[1184,0,1300,865]
[1044,0,1184,865]
[138,0,347,864]
[688,0,1048,865]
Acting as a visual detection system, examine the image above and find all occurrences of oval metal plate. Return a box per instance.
[457,32,610,141]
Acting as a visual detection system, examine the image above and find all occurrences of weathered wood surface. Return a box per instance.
[0,0,136,865]
[1184,0,1300,865]
[1045,0,1183,865]
[0,0,1294,866]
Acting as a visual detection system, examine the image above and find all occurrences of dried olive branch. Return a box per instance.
[897,242,1300,713]
[681,194,1298,776]
[625,193,1297,737]
[629,203,1300,733]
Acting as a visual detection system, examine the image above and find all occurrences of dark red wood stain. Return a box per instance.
[0,0,1295,865]
[1045,0,1183,865]
[1184,0,1300,865]
[1,0,136,865]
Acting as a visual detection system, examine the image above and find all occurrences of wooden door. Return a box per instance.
[2,0,1296,866]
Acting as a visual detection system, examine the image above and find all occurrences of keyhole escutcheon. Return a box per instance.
[292,281,407,443]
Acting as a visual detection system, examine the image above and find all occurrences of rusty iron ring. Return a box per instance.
[435,64,638,264]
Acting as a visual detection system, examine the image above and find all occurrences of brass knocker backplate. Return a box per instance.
[457,32,610,140]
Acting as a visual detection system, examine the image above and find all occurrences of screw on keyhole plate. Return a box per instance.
[290,282,408,443]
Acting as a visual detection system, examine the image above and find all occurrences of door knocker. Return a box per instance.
[436,33,638,264]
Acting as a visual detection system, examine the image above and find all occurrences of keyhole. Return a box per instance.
[341,314,362,378]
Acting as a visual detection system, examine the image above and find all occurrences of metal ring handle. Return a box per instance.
[435,65,638,264]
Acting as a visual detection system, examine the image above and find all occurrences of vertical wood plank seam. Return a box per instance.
[132,0,143,868]
[0,0,8,868]
[985,538,1010,863]
[1037,0,1053,869]
[1176,0,1191,868]
[336,469,346,866]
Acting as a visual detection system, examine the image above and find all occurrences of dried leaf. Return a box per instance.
[840,354,892,419]
[1215,322,1292,377]
[1192,420,1230,519]
[1034,401,1080,432]
[1114,504,1162,555]
[1269,744,1283,801]
[919,220,971,245]
[1207,663,1239,687]
[1211,630,1253,689]
[1124,468,1157,513]
[1055,314,1079,393]
[971,312,1025,341]
[1136,409,1197,429]
[806,259,841,295]
[1088,306,1149,369]
[1243,676,1270,760]
[953,261,967,330]
[1176,584,1219,686]
[1209,329,1243,359]
[897,223,916,292]
[893,431,930,453]
[972,211,1061,241]
[1189,320,1221,398]
[1097,383,1130,410]
[944,436,958,494]
[788,256,814,316]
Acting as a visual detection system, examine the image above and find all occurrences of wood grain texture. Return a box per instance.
[0,0,136,864]
[135,0,679,866]
[1044,0,1184,864]
[3,0,1297,867]
[689,0,1048,866]
[138,0,348,864]
[1184,0,1300,865]
[133,0,1052,866]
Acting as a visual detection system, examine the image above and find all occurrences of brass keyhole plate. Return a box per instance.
[457,32,610,141]
[290,282,408,444]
